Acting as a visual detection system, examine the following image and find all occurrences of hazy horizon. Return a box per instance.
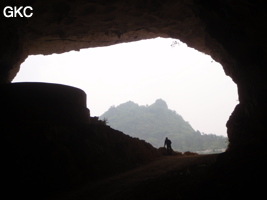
[13,37,238,137]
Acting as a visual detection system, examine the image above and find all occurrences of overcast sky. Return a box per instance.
[13,37,238,137]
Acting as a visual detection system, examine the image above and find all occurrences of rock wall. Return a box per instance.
[0,1,266,155]
[2,122,159,199]
[193,0,267,151]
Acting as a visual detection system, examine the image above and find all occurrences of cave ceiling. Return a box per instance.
[0,0,265,85]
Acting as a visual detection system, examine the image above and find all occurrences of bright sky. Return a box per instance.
[13,37,238,137]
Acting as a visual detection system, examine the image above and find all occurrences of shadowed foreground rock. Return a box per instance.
[43,152,266,200]
[3,123,159,199]
[1,83,159,199]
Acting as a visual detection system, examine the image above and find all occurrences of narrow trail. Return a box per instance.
[49,154,218,200]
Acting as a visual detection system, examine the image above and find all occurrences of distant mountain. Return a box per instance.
[100,99,228,153]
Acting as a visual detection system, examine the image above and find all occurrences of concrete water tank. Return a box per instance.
[0,82,90,124]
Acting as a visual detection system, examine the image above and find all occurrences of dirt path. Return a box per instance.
[49,154,218,200]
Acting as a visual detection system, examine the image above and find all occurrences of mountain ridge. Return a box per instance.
[100,99,228,153]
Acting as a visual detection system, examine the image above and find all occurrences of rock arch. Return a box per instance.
[1,0,266,150]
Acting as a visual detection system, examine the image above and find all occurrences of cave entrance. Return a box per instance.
[13,37,237,152]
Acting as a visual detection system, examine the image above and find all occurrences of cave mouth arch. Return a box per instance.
[1,1,266,197]
[1,0,265,153]
[13,37,237,146]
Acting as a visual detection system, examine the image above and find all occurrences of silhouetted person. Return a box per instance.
[164,137,172,155]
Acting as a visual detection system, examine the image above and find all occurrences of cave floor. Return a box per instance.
[47,154,219,200]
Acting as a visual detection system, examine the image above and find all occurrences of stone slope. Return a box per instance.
[2,123,159,199]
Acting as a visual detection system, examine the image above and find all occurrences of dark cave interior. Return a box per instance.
[1,0,266,199]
